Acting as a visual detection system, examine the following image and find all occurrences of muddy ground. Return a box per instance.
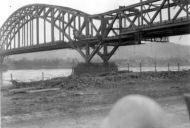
[1,70,190,128]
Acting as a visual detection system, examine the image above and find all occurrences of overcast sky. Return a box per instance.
[0,0,190,45]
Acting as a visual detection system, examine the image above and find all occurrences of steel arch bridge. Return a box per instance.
[0,0,190,64]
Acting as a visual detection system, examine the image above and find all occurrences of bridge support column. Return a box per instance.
[74,41,103,63]
[85,43,90,57]
[91,45,119,64]
[75,42,118,64]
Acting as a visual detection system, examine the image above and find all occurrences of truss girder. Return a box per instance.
[0,0,190,63]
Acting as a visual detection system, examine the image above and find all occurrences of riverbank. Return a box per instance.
[1,70,190,127]
[5,70,190,90]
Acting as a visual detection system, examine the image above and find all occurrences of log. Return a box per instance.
[27,88,60,93]
[9,87,37,94]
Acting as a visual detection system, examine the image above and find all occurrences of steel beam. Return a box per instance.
[51,9,54,43]
[87,42,102,63]
[105,15,118,37]
[36,17,39,45]
[44,18,46,43]
[18,23,20,48]
[62,13,65,42]
[150,0,167,23]
[168,0,171,21]
[27,16,29,46]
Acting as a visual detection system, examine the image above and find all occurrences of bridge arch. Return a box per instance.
[0,1,190,63]
[0,4,95,50]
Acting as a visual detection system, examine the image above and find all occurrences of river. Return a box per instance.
[1,66,190,86]
[2,69,72,86]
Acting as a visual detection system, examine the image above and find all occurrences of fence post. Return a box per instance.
[127,63,130,72]
[178,63,180,72]
[42,72,44,81]
[154,62,157,73]
[168,63,170,72]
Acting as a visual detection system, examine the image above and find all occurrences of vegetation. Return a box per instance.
[4,58,75,69]
[73,62,118,75]
[2,56,190,70]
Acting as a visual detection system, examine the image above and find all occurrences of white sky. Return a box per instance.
[0,0,190,45]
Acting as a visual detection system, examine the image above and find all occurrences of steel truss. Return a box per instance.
[0,0,190,63]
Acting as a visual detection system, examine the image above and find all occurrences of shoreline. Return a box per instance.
[8,69,190,85]
[2,64,190,71]
[2,69,190,87]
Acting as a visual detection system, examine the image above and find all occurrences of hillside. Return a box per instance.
[111,42,190,60]
[9,42,190,62]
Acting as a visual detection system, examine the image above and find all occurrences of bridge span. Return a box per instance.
[0,0,190,64]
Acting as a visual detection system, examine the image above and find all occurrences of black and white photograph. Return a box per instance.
[0,0,190,128]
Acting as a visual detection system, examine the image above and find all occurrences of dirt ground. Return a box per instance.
[1,71,190,128]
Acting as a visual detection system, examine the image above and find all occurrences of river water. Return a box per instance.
[1,69,72,86]
[1,66,190,86]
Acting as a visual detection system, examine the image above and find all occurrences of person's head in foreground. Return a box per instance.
[101,95,166,128]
